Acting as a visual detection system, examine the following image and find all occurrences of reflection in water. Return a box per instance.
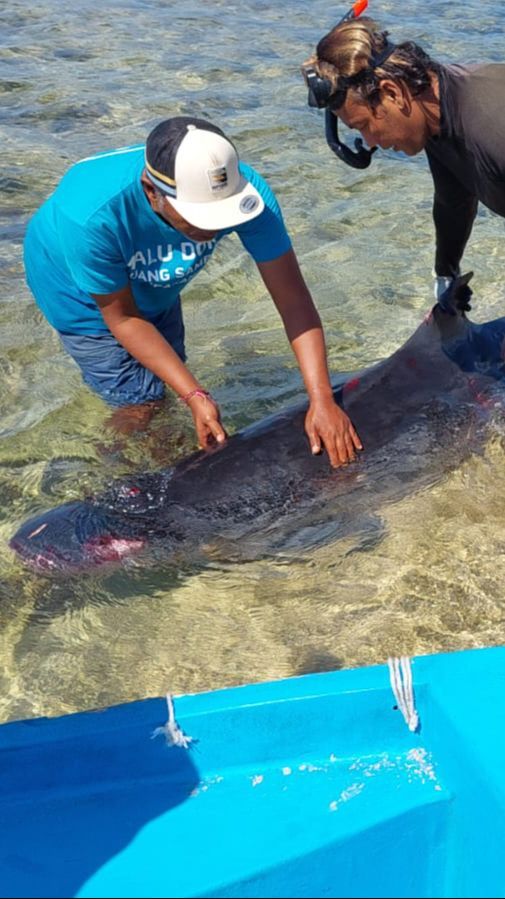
[1,0,505,721]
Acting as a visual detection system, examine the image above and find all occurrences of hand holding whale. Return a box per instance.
[186,391,228,450]
[257,249,363,468]
[305,397,362,467]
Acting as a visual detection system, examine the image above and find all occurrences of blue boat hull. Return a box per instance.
[1,647,504,898]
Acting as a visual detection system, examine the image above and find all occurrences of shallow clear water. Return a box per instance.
[1,0,505,721]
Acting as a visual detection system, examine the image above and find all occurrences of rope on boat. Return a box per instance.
[152,693,194,748]
[388,656,419,732]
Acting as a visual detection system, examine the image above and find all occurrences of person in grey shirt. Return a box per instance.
[302,12,505,308]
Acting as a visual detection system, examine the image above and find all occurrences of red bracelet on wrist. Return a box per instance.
[179,388,214,406]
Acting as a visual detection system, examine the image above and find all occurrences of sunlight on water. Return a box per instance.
[1,0,505,721]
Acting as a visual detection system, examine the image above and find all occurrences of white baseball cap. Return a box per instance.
[144,116,264,230]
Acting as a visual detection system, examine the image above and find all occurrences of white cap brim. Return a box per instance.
[168,175,264,230]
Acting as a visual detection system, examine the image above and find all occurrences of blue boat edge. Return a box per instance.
[1,645,504,899]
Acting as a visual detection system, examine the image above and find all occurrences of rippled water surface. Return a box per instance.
[1,0,504,721]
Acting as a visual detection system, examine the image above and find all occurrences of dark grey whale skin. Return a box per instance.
[10,280,505,573]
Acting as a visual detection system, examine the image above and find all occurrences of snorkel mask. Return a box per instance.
[303,0,396,168]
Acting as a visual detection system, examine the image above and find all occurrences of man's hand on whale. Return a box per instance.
[305,394,362,467]
[258,249,363,468]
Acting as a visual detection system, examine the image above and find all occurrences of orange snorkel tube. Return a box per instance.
[344,0,369,21]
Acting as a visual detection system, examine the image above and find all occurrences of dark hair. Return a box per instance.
[305,18,440,109]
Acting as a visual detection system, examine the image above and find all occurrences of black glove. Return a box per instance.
[435,274,473,315]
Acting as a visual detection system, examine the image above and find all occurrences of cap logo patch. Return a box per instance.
[207,165,228,192]
[239,194,260,214]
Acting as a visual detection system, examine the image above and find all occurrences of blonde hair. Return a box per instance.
[302,17,438,108]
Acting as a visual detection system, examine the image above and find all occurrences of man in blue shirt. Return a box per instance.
[24,115,361,466]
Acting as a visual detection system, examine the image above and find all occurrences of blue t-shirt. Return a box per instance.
[24,144,292,334]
